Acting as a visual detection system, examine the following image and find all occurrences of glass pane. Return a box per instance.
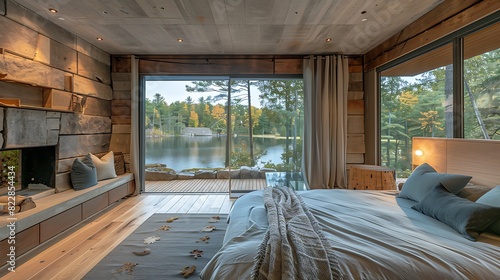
[463,23,500,140]
[229,79,305,194]
[380,43,453,178]
[144,79,229,192]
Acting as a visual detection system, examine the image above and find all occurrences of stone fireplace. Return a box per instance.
[0,107,60,191]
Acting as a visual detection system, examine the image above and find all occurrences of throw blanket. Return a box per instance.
[252,187,342,280]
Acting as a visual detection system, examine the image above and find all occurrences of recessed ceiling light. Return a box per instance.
[177,38,184,43]
[49,8,58,13]
[96,37,103,41]
[361,18,367,22]
[58,17,65,20]
[326,38,332,42]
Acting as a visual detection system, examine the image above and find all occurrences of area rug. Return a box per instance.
[84,214,227,279]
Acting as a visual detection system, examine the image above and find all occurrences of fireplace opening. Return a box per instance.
[0,146,56,192]
[21,146,56,189]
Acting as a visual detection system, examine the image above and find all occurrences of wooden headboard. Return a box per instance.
[412,137,500,188]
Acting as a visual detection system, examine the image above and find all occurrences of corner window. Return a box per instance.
[379,21,499,177]
[463,23,500,140]
[380,44,453,177]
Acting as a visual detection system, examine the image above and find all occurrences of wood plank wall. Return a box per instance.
[0,0,112,190]
[111,55,366,167]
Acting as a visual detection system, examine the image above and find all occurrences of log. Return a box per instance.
[49,39,77,73]
[0,16,38,59]
[34,34,51,65]
[83,97,111,117]
[58,134,111,159]
[6,0,76,50]
[59,113,112,135]
[0,53,65,89]
[3,108,48,148]
[77,52,111,85]
[73,75,113,100]
[0,81,44,107]
[43,89,73,112]
[76,37,111,66]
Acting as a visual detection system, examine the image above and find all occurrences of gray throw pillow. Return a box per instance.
[70,154,98,190]
[412,184,500,241]
[399,163,471,202]
[476,186,500,235]
[457,184,493,202]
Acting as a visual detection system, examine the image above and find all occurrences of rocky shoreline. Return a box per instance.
[145,164,276,181]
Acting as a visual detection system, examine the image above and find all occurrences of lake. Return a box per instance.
[145,135,291,171]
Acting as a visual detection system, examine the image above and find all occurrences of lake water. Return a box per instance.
[145,135,288,171]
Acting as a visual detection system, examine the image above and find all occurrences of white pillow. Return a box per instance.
[90,151,117,180]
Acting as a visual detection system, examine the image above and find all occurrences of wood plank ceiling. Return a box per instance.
[12,0,444,55]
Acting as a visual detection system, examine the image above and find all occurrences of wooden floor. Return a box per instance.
[2,194,233,279]
[145,178,267,193]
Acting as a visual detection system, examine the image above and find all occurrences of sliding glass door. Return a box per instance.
[143,76,303,194]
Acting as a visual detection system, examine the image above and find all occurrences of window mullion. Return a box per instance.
[452,37,464,138]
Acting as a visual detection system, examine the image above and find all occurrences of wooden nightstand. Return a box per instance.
[348,165,396,190]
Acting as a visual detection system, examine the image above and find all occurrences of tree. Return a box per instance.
[257,80,304,171]
[186,80,258,166]
[189,111,199,127]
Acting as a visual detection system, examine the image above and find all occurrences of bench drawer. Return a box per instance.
[40,205,82,243]
[108,183,128,204]
[82,193,109,220]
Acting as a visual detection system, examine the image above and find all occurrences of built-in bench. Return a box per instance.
[0,174,135,264]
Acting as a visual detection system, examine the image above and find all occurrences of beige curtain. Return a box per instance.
[302,55,349,189]
[130,55,141,194]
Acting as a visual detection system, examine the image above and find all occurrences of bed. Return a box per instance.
[200,138,500,280]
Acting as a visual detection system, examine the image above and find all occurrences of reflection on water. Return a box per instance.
[145,135,287,171]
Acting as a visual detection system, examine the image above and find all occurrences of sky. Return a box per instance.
[145,80,262,107]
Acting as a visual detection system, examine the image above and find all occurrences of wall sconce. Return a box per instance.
[414,149,423,157]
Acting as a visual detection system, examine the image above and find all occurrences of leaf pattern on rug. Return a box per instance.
[197,236,210,243]
[144,236,161,244]
[133,248,151,256]
[181,265,196,278]
[166,217,179,223]
[157,225,171,231]
[190,249,204,259]
[115,262,138,275]
[201,225,216,232]
[208,216,220,223]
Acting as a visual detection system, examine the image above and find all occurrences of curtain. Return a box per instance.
[130,55,141,195]
[302,55,349,189]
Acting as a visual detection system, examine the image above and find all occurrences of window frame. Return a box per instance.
[375,14,500,168]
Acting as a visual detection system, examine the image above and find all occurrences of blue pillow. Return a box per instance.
[476,186,500,235]
[70,154,98,190]
[399,163,471,202]
[412,184,500,241]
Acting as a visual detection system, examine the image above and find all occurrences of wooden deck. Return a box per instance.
[145,179,267,193]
